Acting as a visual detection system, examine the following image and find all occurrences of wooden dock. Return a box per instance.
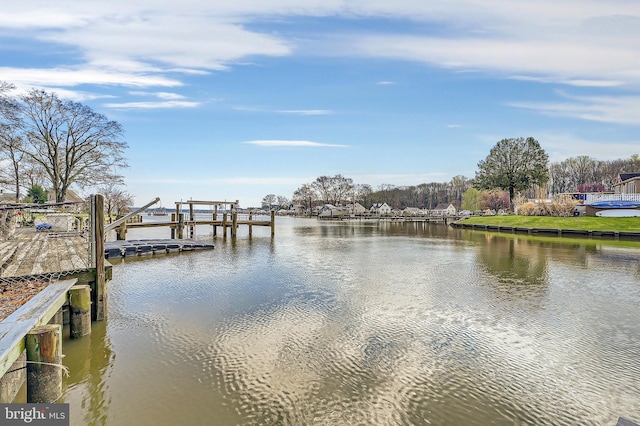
[105,239,215,259]
[113,199,275,240]
[0,230,89,279]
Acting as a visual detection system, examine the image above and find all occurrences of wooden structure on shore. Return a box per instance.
[114,200,275,240]
[0,194,109,403]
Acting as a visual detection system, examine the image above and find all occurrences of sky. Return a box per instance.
[1,1,639,208]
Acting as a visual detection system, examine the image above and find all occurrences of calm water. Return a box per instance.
[60,217,640,425]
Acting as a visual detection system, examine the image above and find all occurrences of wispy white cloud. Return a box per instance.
[277,109,333,115]
[375,81,396,85]
[2,0,640,113]
[539,133,640,162]
[128,91,187,100]
[509,94,640,125]
[132,176,307,185]
[348,35,640,87]
[104,101,200,109]
[244,140,348,148]
[510,76,624,88]
[447,124,462,128]
[0,67,182,88]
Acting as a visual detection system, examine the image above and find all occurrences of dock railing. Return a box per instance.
[0,200,91,285]
[585,193,640,204]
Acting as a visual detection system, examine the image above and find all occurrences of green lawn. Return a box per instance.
[459,215,640,232]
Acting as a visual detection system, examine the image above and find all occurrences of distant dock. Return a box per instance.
[111,200,275,240]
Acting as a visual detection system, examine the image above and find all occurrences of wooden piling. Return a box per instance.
[26,325,62,403]
[189,203,195,238]
[117,221,127,240]
[69,285,92,338]
[232,211,238,238]
[271,211,276,238]
[213,204,218,237]
[92,194,106,322]
[248,211,253,238]
[222,213,228,238]
[170,213,176,239]
[177,213,184,239]
[47,308,63,327]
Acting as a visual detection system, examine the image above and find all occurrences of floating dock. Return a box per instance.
[104,239,214,259]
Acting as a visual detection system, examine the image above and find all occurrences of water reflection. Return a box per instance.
[59,219,640,425]
[62,320,114,425]
[475,234,549,286]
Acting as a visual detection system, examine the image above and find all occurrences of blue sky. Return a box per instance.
[1,1,639,207]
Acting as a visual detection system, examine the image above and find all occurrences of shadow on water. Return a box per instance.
[61,320,114,425]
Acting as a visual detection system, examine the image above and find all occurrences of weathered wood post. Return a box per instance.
[26,325,62,403]
[69,285,92,338]
[231,211,238,238]
[213,204,218,237]
[117,221,127,240]
[170,213,176,239]
[91,194,106,321]
[47,308,63,327]
[189,202,195,238]
[175,203,184,239]
[177,214,184,239]
[222,213,228,238]
[271,210,275,238]
[248,210,253,238]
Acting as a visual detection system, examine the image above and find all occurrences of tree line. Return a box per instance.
[0,82,131,213]
[273,137,638,212]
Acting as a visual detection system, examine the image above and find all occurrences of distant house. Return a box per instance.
[48,189,84,203]
[346,202,367,215]
[370,202,392,215]
[430,203,457,216]
[613,173,640,195]
[291,204,307,215]
[0,188,18,204]
[403,207,420,216]
[318,204,348,218]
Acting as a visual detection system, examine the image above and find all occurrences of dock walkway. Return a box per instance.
[0,230,89,280]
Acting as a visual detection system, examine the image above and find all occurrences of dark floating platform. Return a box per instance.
[105,239,214,259]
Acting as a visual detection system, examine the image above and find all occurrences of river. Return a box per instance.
[60,217,640,425]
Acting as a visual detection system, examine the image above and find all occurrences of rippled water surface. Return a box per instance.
[61,218,640,425]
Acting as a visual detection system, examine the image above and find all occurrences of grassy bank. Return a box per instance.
[458,215,640,232]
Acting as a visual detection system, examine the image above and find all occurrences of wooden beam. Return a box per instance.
[0,279,77,378]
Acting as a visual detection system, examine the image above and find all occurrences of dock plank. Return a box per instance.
[0,279,77,377]
[1,232,90,279]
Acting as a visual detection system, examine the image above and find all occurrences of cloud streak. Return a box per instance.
[244,140,349,148]
[104,101,200,109]
[509,94,640,125]
[277,109,333,115]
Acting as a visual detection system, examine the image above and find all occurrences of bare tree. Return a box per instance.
[353,183,373,208]
[10,89,128,202]
[261,194,277,209]
[99,183,134,223]
[292,184,317,211]
[0,129,24,201]
[276,195,290,208]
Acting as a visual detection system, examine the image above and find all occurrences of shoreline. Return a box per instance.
[451,216,640,240]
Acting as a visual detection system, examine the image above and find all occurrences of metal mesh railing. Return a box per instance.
[0,200,91,286]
